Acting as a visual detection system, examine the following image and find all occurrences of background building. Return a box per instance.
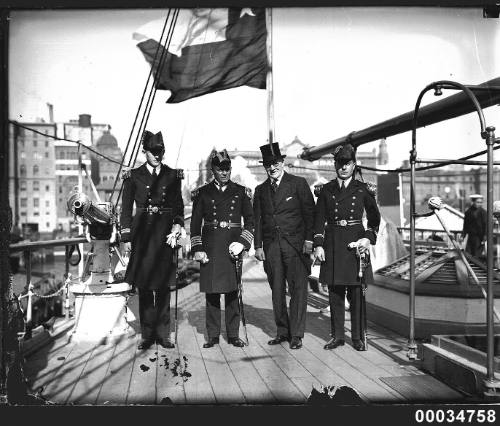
[93,126,123,204]
[8,121,58,236]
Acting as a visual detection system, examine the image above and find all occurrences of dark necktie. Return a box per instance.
[340,181,345,191]
[152,167,157,178]
[271,180,278,192]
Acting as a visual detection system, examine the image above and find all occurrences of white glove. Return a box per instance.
[194,251,209,264]
[229,241,245,257]
[166,224,182,248]
[348,238,370,254]
[314,246,325,262]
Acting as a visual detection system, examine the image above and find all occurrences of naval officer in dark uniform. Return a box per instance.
[313,144,380,351]
[121,130,184,350]
[190,150,254,348]
[253,143,315,350]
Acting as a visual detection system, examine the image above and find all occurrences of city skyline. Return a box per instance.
[9,7,500,187]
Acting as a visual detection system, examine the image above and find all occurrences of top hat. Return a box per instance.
[142,130,165,154]
[259,142,286,164]
[333,144,356,164]
[210,149,231,168]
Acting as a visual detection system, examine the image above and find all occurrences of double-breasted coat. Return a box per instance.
[313,179,381,287]
[120,163,184,290]
[190,180,254,294]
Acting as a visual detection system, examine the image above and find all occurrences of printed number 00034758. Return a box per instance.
[415,409,496,424]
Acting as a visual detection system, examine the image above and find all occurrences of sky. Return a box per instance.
[9,7,500,186]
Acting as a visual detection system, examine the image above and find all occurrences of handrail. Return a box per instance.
[299,77,500,161]
[9,237,88,253]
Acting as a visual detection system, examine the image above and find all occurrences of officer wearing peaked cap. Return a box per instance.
[120,130,185,350]
[313,144,381,351]
[190,149,254,348]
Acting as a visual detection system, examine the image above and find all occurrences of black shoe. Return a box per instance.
[203,337,220,348]
[157,338,175,349]
[352,340,366,351]
[324,338,345,350]
[137,338,155,350]
[228,337,246,347]
[290,337,303,349]
[268,335,290,345]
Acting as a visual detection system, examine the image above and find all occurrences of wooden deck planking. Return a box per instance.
[193,330,246,404]
[218,340,277,404]
[125,340,159,405]
[69,342,118,404]
[95,334,138,405]
[240,335,306,403]
[24,338,76,394]
[22,261,468,405]
[42,341,96,404]
[155,345,187,405]
[177,286,217,404]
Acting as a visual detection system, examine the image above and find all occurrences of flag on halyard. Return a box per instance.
[133,8,267,103]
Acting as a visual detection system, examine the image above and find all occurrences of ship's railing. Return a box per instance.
[9,214,193,341]
[9,237,88,340]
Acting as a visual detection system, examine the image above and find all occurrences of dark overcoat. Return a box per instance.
[313,179,380,287]
[190,180,254,294]
[120,163,184,290]
[253,172,314,257]
[463,205,487,256]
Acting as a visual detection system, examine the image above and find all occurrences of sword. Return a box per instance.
[234,253,249,346]
[357,246,369,350]
[173,245,180,344]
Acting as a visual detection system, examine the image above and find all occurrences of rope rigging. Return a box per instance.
[111,8,180,208]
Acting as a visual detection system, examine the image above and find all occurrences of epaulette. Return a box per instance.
[364,181,377,197]
[176,168,184,179]
[121,169,131,180]
[191,184,207,201]
[313,183,324,197]
[190,188,200,201]
[244,186,253,199]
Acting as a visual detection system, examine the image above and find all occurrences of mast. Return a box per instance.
[265,8,275,151]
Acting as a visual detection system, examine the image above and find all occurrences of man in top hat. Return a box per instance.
[313,144,380,351]
[190,149,254,348]
[253,142,315,349]
[462,194,486,257]
[121,130,185,350]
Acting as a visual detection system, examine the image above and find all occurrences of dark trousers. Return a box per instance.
[263,238,309,338]
[328,285,361,341]
[138,287,171,341]
[205,291,240,339]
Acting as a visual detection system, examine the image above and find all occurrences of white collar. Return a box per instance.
[146,163,161,175]
[337,176,352,188]
[214,180,229,191]
[271,170,285,186]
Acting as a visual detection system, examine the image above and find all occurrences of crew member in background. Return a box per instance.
[313,144,380,351]
[253,142,315,350]
[462,194,487,257]
[190,150,254,348]
[121,130,184,350]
